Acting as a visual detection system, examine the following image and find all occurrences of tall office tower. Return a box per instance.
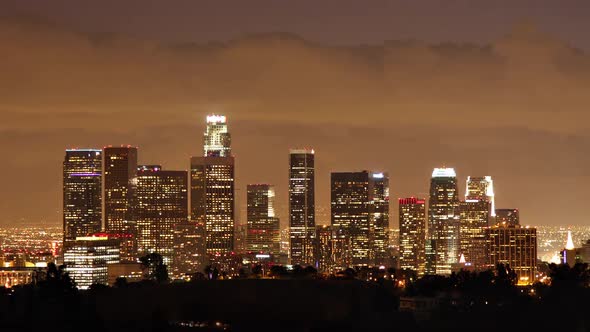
[398,197,426,276]
[495,208,520,226]
[246,184,280,255]
[459,200,490,268]
[191,115,235,257]
[487,224,537,285]
[331,226,352,271]
[315,225,334,273]
[428,167,460,275]
[460,175,493,268]
[203,114,231,157]
[63,149,102,243]
[103,146,138,261]
[371,173,390,265]
[289,149,315,266]
[331,171,388,266]
[465,176,495,218]
[63,236,120,290]
[424,239,436,275]
[191,157,234,255]
[172,221,207,278]
[134,165,188,266]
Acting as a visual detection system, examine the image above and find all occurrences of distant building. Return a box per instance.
[63,236,120,289]
[134,165,188,266]
[399,197,426,275]
[487,224,537,285]
[331,226,352,271]
[233,224,248,254]
[428,168,460,275]
[191,117,235,257]
[465,176,495,218]
[315,225,333,273]
[330,171,389,267]
[371,173,390,265]
[494,209,520,226]
[560,230,578,267]
[459,200,490,268]
[289,149,316,266]
[577,240,590,264]
[103,146,138,262]
[0,267,45,288]
[172,221,207,278]
[63,149,102,243]
[246,184,280,256]
[107,262,143,285]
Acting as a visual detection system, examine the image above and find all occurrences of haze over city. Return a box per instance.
[2,1,590,227]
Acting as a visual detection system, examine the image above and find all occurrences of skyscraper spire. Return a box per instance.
[565,230,575,250]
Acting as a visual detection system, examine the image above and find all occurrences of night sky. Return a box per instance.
[1,1,589,226]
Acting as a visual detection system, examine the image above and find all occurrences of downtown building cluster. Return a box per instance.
[400,172,537,285]
[62,115,538,288]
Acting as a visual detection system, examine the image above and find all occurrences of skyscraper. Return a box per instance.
[203,114,231,157]
[459,175,494,268]
[399,197,426,275]
[134,165,188,266]
[246,184,280,255]
[465,176,495,218]
[428,167,460,275]
[103,146,138,261]
[315,225,334,273]
[371,173,390,265]
[331,171,388,266]
[487,224,537,285]
[289,149,315,266]
[63,149,102,242]
[191,115,235,256]
[172,221,207,278]
[459,200,490,268]
[495,208,520,226]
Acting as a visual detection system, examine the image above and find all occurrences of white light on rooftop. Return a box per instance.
[432,168,456,178]
[206,115,227,123]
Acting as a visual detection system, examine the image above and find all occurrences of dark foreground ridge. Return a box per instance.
[0,263,588,332]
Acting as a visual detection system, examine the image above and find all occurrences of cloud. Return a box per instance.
[0,17,589,226]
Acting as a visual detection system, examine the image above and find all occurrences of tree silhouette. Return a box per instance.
[139,253,169,283]
[252,264,263,278]
[114,277,128,288]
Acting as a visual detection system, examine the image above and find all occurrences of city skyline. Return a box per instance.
[50,115,558,231]
[3,11,590,228]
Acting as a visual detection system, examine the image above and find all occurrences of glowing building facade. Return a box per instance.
[191,156,235,255]
[459,200,490,268]
[399,197,426,275]
[172,221,207,277]
[465,176,495,218]
[103,146,138,261]
[330,171,389,266]
[203,115,231,157]
[63,236,120,290]
[315,225,334,273]
[63,149,102,243]
[371,173,390,265]
[487,224,537,285]
[246,184,280,255]
[428,167,460,275]
[289,149,315,266]
[134,165,188,266]
[192,115,235,256]
[459,176,493,269]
